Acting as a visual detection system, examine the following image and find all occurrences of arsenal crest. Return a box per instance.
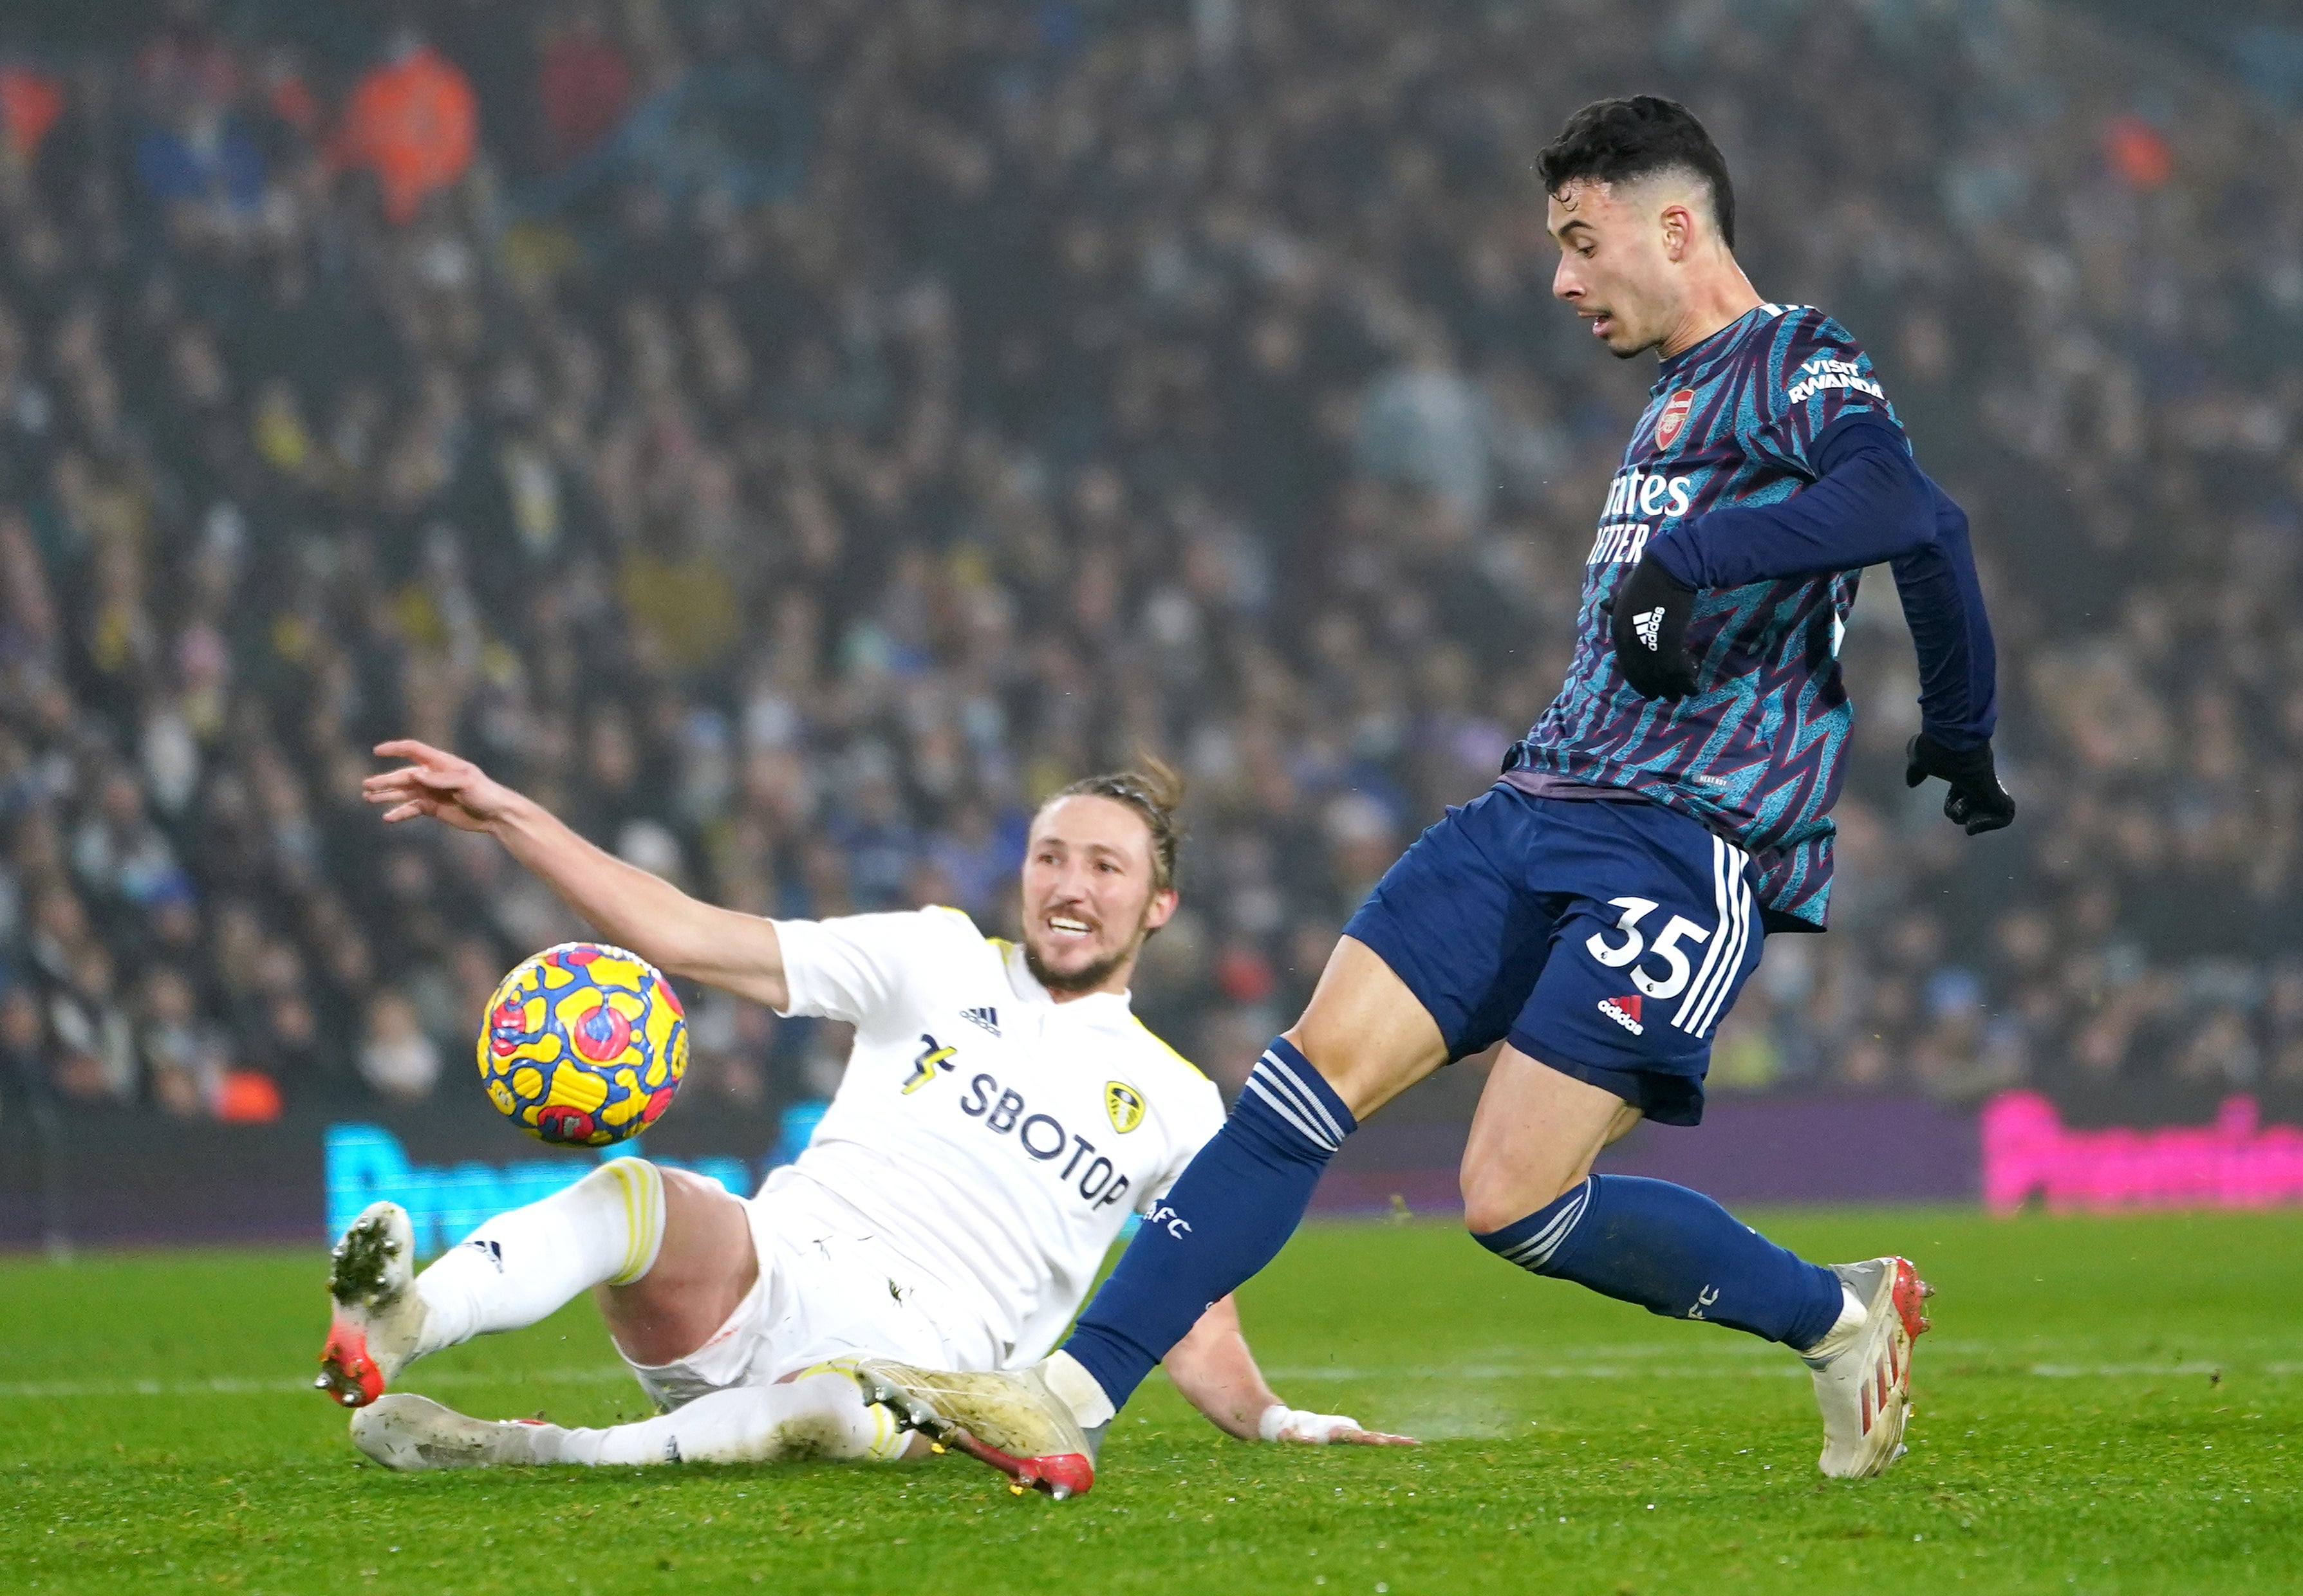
[1654,387,1696,450]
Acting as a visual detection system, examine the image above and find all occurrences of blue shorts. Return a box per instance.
[1341,783,1765,1126]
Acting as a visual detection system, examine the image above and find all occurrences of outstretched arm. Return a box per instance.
[1160,1294,1415,1446]
[362,739,792,1008]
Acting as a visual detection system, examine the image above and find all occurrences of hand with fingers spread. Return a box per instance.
[360,738,791,1010]
[363,740,523,833]
[1257,1405,1419,1447]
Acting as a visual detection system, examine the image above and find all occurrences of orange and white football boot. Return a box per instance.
[315,1201,429,1408]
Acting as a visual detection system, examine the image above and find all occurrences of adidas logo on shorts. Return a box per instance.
[1598,994,1644,1035]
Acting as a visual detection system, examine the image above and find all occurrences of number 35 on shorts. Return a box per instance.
[1583,876,1755,1043]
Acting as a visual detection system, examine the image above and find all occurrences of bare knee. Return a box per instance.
[598,1165,756,1366]
[1282,938,1450,1120]
[1458,1047,1642,1236]
[1460,1149,1586,1237]
[658,1165,746,1242]
[636,1168,755,1295]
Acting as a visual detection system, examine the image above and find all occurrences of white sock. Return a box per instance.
[1800,1285,1869,1361]
[539,1371,906,1465]
[412,1158,666,1358]
[1041,1350,1116,1429]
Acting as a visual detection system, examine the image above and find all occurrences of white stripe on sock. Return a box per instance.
[1502,1214,1581,1272]
[1250,1056,1341,1147]
[1251,1052,1319,1125]
[1244,1075,1336,1151]
[1257,1051,1345,1144]
[1498,1180,1592,1272]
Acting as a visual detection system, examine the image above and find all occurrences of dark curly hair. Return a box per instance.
[1535,95,1735,250]
[1045,756,1188,892]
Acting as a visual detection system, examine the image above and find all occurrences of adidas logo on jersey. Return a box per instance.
[1632,608,1664,651]
[960,1006,1000,1037]
[1598,994,1644,1035]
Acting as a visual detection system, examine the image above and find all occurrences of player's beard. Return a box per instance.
[1023,911,1154,996]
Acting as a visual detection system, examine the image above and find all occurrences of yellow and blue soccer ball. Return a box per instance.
[478,943,688,1146]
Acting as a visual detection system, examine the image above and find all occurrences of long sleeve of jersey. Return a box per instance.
[1648,412,1930,584]
[1888,477,1998,750]
[1648,412,1998,749]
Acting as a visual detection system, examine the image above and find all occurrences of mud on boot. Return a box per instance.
[315,1202,429,1408]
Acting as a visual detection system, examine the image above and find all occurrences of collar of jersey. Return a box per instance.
[1655,304,1770,386]
[1000,938,1135,1023]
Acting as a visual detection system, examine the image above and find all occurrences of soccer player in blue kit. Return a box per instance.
[856,95,2017,1494]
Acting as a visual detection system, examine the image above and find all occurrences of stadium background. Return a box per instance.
[4,0,2302,1246]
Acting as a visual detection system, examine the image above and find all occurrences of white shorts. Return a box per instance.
[622,1174,1004,1413]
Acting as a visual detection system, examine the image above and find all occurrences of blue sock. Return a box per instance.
[1474,1174,1843,1350]
[1061,1038,1354,1411]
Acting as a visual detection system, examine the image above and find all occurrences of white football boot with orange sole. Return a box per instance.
[315,1202,430,1408]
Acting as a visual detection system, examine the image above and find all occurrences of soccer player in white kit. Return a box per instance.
[324,741,1410,1478]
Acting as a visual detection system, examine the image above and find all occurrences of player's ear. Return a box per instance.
[1142,885,1179,934]
[1659,201,1693,263]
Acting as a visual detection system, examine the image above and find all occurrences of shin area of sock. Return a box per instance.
[1061,1038,1354,1411]
[1474,1174,1841,1347]
[413,1158,666,1356]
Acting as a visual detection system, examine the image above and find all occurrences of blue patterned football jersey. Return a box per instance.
[1508,303,1899,929]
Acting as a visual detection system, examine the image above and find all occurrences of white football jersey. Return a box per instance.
[761,906,1226,1367]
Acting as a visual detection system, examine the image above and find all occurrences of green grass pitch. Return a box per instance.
[3,1209,2298,1595]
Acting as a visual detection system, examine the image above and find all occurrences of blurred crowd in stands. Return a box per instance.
[3,0,2302,1131]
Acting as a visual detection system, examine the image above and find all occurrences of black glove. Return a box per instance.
[1606,551,1699,701]
[1905,732,2016,835]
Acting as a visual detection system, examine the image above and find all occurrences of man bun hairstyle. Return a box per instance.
[1536,95,1736,250]
[1049,755,1187,892]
